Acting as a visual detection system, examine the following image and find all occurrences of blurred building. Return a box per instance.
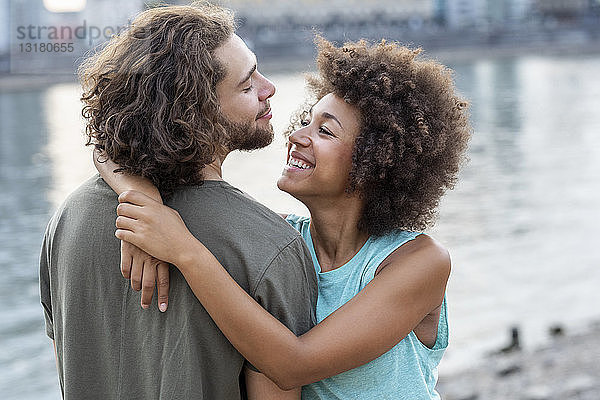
[488,0,533,25]
[443,0,534,28]
[215,0,438,60]
[218,0,434,25]
[533,0,589,18]
[444,0,485,28]
[1,0,9,72]
[2,0,599,75]
[0,0,8,53]
[7,0,44,73]
[7,0,143,74]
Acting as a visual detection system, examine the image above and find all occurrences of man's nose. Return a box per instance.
[257,73,275,101]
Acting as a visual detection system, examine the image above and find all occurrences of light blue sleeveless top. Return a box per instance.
[285,215,448,400]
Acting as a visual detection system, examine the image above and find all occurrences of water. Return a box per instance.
[1,54,600,398]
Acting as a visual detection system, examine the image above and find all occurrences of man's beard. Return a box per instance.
[222,116,274,152]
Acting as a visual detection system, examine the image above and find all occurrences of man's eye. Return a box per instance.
[243,85,253,93]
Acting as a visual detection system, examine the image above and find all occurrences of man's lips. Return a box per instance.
[256,108,272,120]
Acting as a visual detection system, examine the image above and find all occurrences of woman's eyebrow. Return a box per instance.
[321,112,343,129]
[308,107,343,129]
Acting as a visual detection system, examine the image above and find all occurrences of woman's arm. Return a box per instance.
[94,149,169,310]
[93,149,162,203]
[115,190,451,390]
[245,369,300,400]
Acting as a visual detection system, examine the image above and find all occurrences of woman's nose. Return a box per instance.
[289,127,311,147]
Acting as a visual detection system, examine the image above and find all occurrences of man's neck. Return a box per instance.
[201,155,227,181]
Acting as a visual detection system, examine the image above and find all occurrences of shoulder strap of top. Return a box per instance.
[360,231,422,283]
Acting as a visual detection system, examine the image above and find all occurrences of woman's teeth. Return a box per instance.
[288,157,313,169]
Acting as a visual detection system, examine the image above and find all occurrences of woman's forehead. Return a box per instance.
[313,93,361,133]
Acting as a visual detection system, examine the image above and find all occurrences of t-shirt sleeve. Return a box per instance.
[245,235,317,371]
[39,224,54,340]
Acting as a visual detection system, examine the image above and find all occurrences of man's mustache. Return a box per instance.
[256,102,271,119]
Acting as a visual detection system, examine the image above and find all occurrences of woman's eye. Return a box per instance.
[300,119,310,126]
[319,126,333,136]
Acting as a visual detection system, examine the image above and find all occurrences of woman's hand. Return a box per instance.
[93,151,171,310]
[115,190,199,268]
[121,240,170,312]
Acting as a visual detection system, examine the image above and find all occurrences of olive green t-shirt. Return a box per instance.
[39,175,317,399]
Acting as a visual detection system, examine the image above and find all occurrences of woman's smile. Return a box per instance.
[285,149,316,172]
[278,93,360,199]
[286,158,313,169]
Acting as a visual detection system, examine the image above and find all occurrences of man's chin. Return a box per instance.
[223,116,274,152]
[233,127,274,151]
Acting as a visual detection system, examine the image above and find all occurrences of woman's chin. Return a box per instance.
[277,176,304,199]
[276,176,293,194]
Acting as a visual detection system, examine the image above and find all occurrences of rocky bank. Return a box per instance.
[437,323,600,400]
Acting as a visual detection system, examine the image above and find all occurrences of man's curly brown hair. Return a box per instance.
[289,38,472,236]
[79,2,234,194]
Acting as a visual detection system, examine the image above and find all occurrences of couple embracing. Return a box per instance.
[40,2,471,399]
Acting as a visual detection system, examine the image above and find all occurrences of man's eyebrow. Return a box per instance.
[238,64,256,87]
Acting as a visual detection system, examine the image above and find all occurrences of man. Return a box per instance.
[39,3,317,399]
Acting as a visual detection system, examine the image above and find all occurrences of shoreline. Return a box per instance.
[437,321,600,400]
[3,41,600,91]
[0,72,77,92]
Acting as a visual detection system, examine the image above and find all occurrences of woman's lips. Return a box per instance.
[289,151,314,166]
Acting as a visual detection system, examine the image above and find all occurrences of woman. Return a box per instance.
[99,38,470,398]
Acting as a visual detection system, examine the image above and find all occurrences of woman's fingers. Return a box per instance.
[116,197,188,266]
[116,215,137,231]
[140,258,157,309]
[156,263,170,312]
[118,190,155,207]
[130,253,143,292]
[116,202,145,219]
[120,240,133,279]
[117,240,168,312]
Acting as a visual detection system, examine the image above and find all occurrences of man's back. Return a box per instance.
[40,175,317,399]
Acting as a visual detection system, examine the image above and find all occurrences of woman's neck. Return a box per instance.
[306,195,369,273]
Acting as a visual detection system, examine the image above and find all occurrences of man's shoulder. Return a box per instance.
[171,181,301,246]
[170,182,313,294]
[45,174,116,237]
[56,174,115,209]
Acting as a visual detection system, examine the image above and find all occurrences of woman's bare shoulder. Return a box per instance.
[376,234,451,279]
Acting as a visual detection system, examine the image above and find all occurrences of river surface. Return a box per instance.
[1,54,599,399]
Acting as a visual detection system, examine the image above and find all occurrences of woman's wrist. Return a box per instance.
[173,235,211,271]
[93,148,163,204]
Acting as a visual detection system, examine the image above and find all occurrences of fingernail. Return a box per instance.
[159,303,167,312]
[141,304,149,309]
